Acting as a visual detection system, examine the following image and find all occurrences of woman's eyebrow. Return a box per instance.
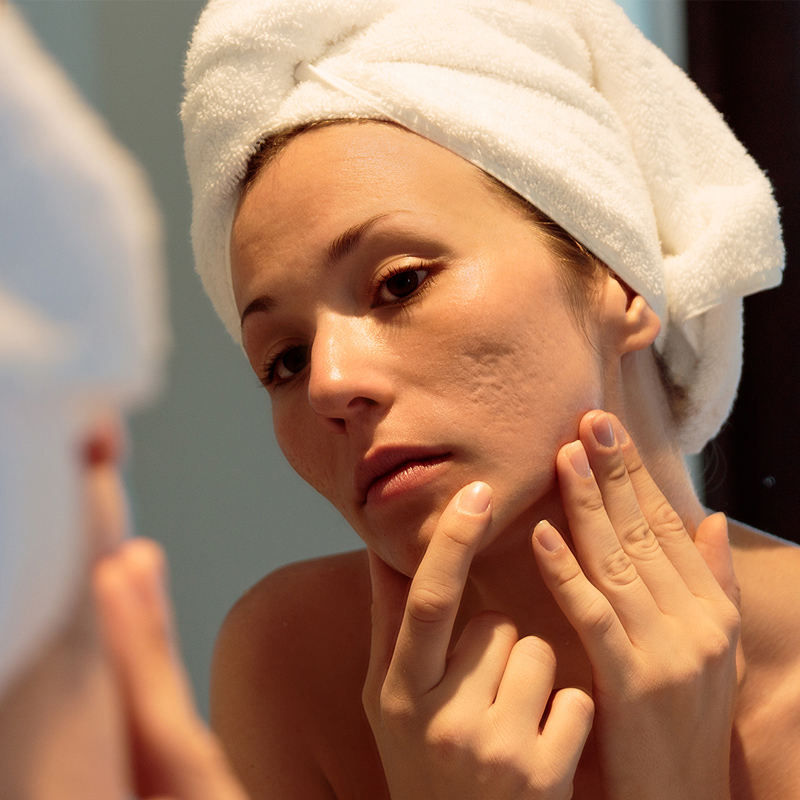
[325,212,393,268]
[240,211,423,328]
[240,294,276,329]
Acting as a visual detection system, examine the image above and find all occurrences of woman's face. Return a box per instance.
[232,123,605,574]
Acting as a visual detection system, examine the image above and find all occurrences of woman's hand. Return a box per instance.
[363,483,594,800]
[93,538,249,800]
[532,411,741,800]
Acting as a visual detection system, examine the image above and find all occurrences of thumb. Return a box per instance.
[694,512,741,610]
[693,512,747,690]
[363,550,410,709]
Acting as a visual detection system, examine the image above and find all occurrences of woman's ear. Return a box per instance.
[598,272,661,354]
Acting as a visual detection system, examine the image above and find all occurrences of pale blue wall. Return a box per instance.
[15,0,687,717]
[621,0,686,66]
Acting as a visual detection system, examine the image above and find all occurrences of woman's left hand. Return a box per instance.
[532,411,742,800]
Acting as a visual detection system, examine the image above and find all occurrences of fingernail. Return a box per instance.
[534,520,563,553]
[567,442,592,478]
[458,482,492,514]
[610,416,628,445]
[591,413,615,448]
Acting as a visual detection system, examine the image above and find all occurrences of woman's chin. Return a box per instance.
[354,477,560,578]
[362,512,444,578]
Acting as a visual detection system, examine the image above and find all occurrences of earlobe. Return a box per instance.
[601,273,661,355]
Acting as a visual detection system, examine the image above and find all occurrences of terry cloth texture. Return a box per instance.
[182,0,784,454]
[0,5,168,696]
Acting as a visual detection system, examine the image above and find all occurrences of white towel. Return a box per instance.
[0,5,168,696]
[182,0,784,454]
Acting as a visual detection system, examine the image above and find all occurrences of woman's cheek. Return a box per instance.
[273,408,335,497]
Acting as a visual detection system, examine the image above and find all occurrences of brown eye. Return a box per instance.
[378,268,429,303]
[386,269,421,297]
[274,345,309,381]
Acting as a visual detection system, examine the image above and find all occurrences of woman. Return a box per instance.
[181,1,800,797]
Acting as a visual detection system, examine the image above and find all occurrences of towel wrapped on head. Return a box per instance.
[182,0,784,454]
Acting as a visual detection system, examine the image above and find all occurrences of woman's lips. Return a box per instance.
[356,448,452,506]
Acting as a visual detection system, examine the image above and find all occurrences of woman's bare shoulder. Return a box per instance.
[216,548,372,656]
[730,519,800,673]
[729,520,800,661]
[212,547,373,705]
[729,521,800,798]
[211,549,382,799]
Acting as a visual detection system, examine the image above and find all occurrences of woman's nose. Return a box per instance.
[307,315,394,432]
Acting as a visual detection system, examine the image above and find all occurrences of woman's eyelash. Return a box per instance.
[258,354,280,388]
[372,262,436,307]
[259,347,296,388]
[259,262,437,389]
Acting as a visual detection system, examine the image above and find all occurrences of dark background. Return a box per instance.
[688,1,800,544]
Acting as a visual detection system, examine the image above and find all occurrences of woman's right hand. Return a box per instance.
[363,482,594,800]
[531,413,741,800]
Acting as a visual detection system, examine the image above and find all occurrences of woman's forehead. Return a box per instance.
[253,122,489,207]
[229,122,546,311]
[231,122,517,270]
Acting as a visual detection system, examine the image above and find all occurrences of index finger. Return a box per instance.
[611,416,728,601]
[385,481,492,698]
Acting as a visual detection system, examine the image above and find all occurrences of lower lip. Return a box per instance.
[366,455,451,506]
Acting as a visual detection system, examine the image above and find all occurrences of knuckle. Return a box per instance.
[378,686,415,728]
[549,554,585,592]
[650,498,686,540]
[575,488,606,517]
[621,517,660,557]
[698,626,736,666]
[599,547,639,587]
[441,518,481,550]
[406,582,457,630]
[580,594,618,639]
[514,636,556,671]
[624,447,648,480]
[425,714,475,760]
[570,689,596,726]
[603,457,629,486]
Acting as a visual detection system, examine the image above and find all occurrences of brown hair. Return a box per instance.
[239,119,688,424]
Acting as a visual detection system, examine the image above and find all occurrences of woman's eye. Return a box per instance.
[270,344,309,383]
[377,267,429,303]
